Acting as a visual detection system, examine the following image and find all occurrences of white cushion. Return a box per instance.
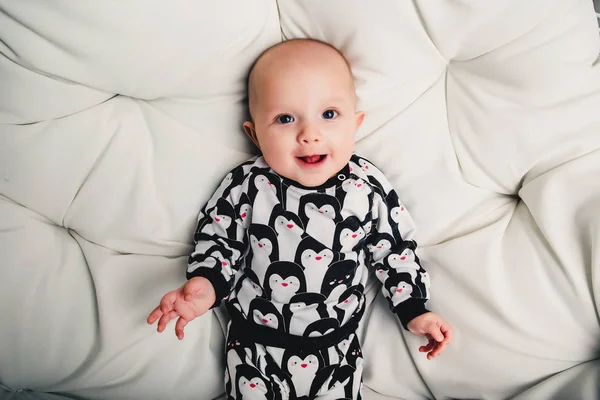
[1,0,599,399]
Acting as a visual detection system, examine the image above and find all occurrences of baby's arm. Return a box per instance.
[361,159,452,358]
[368,185,429,328]
[148,166,248,338]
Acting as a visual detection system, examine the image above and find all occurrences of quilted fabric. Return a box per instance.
[1,1,599,399]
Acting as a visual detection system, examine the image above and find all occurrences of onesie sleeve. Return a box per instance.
[186,166,249,308]
[365,168,430,329]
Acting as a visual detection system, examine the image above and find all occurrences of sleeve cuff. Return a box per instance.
[187,267,230,309]
[393,298,429,330]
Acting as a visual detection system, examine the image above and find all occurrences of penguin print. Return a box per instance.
[366,233,395,262]
[186,255,218,275]
[332,286,362,325]
[233,269,264,315]
[340,178,372,222]
[263,261,306,306]
[209,198,237,238]
[387,249,419,284]
[205,171,233,214]
[331,216,363,254]
[390,201,415,238]
[374,264,389,283]
[316,364,355,400]
[249,298,284,331]
[355,156,393,194]
[236,364,273,400]
[320,260,356,300]
[298,193,342,248]
[337,334,354,356]
[249,173,281,225]
[371,190,394,238]
[186,155,431,399]
[272,213,304,261]
[283,292,328,336]
[294,236,336,291]
[389,281,413,307]
[226,337,252,400]
[247,224,279,274]
[419,271,431,299]
[206,165,245,214]
[282,349,322,398]
[236,192,253,229]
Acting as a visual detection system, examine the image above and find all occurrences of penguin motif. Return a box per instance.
[389,281,413,307]
[355,156,393,194]
[337,334,354,356]
[340,178,372,222]
[209,198,236,238]
[419,271,431,299]
[272,211,305,261]
[186,255,217,275]
[387,249,419,284]
[371,191,393,237]
[320,260,357,300]
[263,261,306,306]
[226,337,251,399]
[374,264,389,283]
[345,338,364,399]
[247,224,279,274]
[315,364,354,400]
[333,217,365,254]
[236,364,273,400]
[236,192,253,229]
[250,173,280,226]
[283,292,328,336]
[294,236,336,291]
[248,298,284,331]
[366,233,395,262]
[206,171,233,213]
[390,201,414,235]
[233,269,264,315]
[345,337,363,369]
[332,286,362,325]
[206,165,245,213]
[298,193,342,248]
[282,350,322,398]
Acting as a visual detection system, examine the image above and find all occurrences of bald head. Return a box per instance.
[247,39,356,120]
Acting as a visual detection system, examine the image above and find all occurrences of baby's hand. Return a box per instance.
[407,312,453,360]
[147,277,216,340]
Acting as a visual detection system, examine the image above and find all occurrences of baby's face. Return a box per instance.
[244,42,364,188]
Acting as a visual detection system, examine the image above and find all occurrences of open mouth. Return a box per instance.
[297,154,327,165]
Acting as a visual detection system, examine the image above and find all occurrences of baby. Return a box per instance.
[148,39,452,400]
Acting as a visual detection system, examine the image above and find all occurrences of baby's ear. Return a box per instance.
[355,111,365,130]
[243,121,260,148]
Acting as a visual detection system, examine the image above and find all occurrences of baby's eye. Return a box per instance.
[322,109,338,119]
[276,114,294,124]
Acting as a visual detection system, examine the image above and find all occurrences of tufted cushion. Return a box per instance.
[1,0,599,399]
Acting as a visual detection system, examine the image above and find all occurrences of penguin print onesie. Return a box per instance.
[188,154,430,400]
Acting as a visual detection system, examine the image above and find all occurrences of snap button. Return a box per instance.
[337,174,346,180]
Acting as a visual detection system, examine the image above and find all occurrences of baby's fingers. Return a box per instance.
[419,337,436,353]
[439,322,453,345]
[159,291,177,314]
[426,323,445,343]
[427,341,449,360]
[175,317,189,340]
[157,310,178,333]
[147,305,163,325]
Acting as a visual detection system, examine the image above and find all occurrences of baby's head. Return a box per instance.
[243,39,364,188]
